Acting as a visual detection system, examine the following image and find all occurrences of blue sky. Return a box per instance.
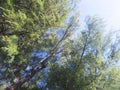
[79,0,120,30]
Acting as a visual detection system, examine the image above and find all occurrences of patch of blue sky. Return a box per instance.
[79,0,120,30]
[22,72,28,78]
[37,78,47,88]
[6,82,11,87]
[0,66,6,72]
[32,51,48,58]
[25,65,33,71]
[41,67,50,77]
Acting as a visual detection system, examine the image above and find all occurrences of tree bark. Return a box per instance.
[4,24,71,90]
[5,65,46,90]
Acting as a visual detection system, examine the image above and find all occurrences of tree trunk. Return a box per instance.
[5,65,46,90]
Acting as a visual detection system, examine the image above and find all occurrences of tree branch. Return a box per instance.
[5,24,72,90]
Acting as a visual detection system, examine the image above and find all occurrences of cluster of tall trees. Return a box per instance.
[45,17,120,90]
[0,0,120,90]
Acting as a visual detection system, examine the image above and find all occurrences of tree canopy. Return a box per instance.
[0,0,76,89]
[0,0,120,90]
[41,17,120,90]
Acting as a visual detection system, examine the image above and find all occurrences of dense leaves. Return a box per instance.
[0,0,120,90]
[43,17,120,90]
[0,0,74,89]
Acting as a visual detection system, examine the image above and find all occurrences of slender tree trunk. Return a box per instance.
[5,65,46,90]
[4,24,71,90]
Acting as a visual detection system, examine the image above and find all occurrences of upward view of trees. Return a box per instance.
[44,17,120,90]
[0,0,120,90]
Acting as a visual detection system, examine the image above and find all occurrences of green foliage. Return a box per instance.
[0,0,72,87]
[1,0,120,90]
[44,17,120,90]
[1,35,18,62]
[0,0,70,63]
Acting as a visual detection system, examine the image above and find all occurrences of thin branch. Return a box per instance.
[5,23,72,90]
[74,30,91,73]
[39,23,72,65]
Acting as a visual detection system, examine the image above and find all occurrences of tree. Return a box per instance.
[43,16,120,90]
[0,0,77,90]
